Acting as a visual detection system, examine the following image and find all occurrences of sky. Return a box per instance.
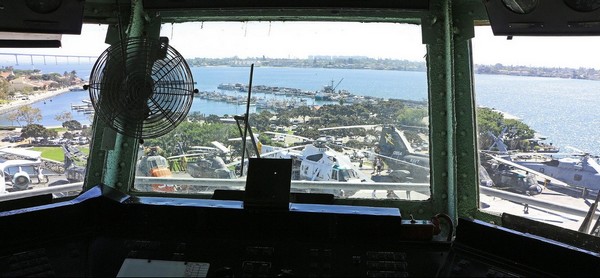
[2,22,600,69]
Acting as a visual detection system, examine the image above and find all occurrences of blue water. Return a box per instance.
[474,75,600,156]
[3,64,600,155]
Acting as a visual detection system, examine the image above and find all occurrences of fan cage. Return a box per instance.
[88,37,195,139]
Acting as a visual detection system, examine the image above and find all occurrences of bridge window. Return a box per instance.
[0,22,430,202]
[130,21,430,200]
[473,25,600,233]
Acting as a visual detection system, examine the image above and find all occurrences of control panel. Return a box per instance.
[0,186,448,277]
[2,186,598,277]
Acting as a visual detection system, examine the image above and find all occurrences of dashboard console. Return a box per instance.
[0,185,598,277]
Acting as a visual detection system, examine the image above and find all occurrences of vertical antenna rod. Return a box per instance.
[238,63,260,177]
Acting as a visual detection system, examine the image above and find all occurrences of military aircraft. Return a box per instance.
[262,139,370,197]
[509,151,600,194]
[292,140,371,183]
[0,148,47,193]
[485,129,599,194]
[225,131,371,197]
[376,125,429,181]
[317,124,430,183]
[168,141,236,179]
[480,152,546,196]
[62,144,175,192]
[325,125,547,196]
[135,146,177,192]
[63,144,88,184]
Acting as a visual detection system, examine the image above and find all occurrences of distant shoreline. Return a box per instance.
[0,87,73,116]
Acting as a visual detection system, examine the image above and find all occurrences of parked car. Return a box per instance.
[4,136,25,143]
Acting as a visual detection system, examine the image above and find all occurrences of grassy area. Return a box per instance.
[48,127,67,133]
[32,146,90,163]
[32,146,64,161]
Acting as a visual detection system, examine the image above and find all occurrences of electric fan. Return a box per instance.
[87,37,195,139]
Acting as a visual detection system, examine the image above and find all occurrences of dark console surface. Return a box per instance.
[0,185,445,277]
[1,185,598,277]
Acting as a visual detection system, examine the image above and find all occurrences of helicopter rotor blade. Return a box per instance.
[318,125,380,131]
[365,150,430,170]
[260,144,307,158]
[481,152,570,187]
[565,145,586,154]
[262,131,312,142]
[167,153,207,160]
[211,141,230,153]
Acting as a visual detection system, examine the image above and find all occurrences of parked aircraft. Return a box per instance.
[63,144,176,192]
[261,139,370,197]
[485,129,599,194]
[261,132,369,178]
[0,148,47,193]
[223,131,370,197]
[510,153,600,193]
[480,152,545,196]
[136,146,176,192]
[317,124,430,182]
[376,125,430,182]
[168,142,236,179]
[296,141,371,183]
[63,144,88,184]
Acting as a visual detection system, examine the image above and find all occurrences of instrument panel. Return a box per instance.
[0,185,598,277]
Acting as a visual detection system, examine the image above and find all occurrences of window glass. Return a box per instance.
[132,22,430,200]
[473,26,600,232]
[0,24,106,196]
[0,22,429,201]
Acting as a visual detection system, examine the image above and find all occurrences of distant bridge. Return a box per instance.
[0,52,98,66]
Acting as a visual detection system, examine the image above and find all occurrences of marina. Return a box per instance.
[197,80,383,109]
[70,100,94,114]
[1,65,599,156]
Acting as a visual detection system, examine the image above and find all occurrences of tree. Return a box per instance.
[63,120,82,130]
[249,110,273,131]
[295,106,313,123]
[8,105,42,126]
[396,107,428,126]
[45,128,58,139]
[476,107,535,151]
[144,121,239,157]
[21,124,47,138]
[80,126,92,138]
[204,114,222,124]
[0,78,9,101]
[55,111,73,123]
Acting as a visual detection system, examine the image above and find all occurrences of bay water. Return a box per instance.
[3,64,599,155]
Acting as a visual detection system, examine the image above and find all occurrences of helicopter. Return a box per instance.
[485,128,600,194]
[63,144,176,193]
[0,148,48,193]
[224,131,370,197]
[261,132,370,180]
[63,144,87,184]
[317,124,430,183]
[168,141,236,179]
[479,152,545,196]
[135,146,176,192]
